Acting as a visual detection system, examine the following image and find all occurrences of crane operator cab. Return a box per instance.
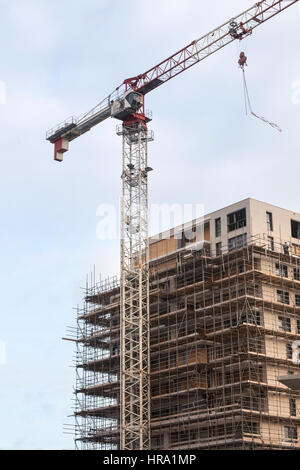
[111,90,143,121]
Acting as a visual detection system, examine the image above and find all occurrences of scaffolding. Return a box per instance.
[72,235,300,450]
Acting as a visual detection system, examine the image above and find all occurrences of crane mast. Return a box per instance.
[118,119,153,449]
[46,0,299,450]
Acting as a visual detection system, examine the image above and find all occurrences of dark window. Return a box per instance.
[254,310,261,326]
[215,218,221,237]
[246,422,260,436]
[243,310,261,326]
[290,399,297,417]
[216,242,222,256]
[277,290,290,305]
[283,243,290,255]
[286,344,293,360]
[284,426,298,441]
[294,268,300,281]
[278,316,291,332]
[295,294,300,307]
[297,320,300,334]
[179,232,190,248]
[291,220,300,239]
[268,236,274,251]
[267,212,273,231]
[228,234,247,251]
[152,436,164,448]
[126,92,142,110]
[276,263,288,278]
[227,208,247,232]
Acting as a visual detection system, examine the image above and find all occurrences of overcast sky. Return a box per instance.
[0,0,299,449]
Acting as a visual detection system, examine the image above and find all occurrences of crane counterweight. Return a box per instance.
[54,138,69,162]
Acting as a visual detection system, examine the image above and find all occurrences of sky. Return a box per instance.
[0,0,299,450]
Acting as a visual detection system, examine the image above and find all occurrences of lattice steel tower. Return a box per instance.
[117,119,153,449]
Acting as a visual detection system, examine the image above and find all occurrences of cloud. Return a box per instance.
[8,0,60,54]
[136,0,259,43]
[0,92,65,131]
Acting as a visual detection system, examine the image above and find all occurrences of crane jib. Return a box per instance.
[130,0,299,94]
[47,123,77,143]
[46,0,298,160]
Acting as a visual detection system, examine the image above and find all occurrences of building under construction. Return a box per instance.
[72,198,300,449]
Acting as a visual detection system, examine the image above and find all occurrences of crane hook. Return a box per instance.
[238,51,247,69]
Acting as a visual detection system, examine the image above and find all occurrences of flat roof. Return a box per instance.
[149,197,300,244]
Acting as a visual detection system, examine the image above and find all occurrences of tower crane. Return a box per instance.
[46,0,299,450]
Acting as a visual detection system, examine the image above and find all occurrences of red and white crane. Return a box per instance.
[47,0,299,450]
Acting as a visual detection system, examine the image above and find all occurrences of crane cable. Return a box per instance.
[242,68,282,133]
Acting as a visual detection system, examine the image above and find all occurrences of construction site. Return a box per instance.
[45,0,300,452]
[71,199,300,450]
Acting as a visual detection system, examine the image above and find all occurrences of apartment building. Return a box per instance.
[73,198,300,449]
